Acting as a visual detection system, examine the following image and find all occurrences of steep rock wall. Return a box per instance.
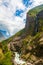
[25,10,43,35]
[25,14,35,35]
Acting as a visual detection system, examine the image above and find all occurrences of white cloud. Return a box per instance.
[33,0,43,6]
[0,0,43,37]
[0,16,25,35]
[31,0,43,8]
[0,0,26,36]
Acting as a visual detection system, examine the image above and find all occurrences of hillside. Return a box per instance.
[0,5,43,65]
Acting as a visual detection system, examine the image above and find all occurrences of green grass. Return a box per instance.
[28,5,43,17]
[15,28,25,36]
[0,42,12,65]
[39,19,43,31]
[0,51,12,65]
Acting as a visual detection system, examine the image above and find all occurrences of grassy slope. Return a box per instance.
[28,4,43,17]
[1,28,25,44]
[0,29,25,65]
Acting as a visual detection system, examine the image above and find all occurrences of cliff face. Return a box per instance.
[36,10,43,19]
[25,14,35,35]
[25,10,43,35]
[35,10,43,32]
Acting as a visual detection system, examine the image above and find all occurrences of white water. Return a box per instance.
[13,52,26,65]
[13,52,33,65]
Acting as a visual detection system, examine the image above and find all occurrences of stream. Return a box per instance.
[13,52,33,65]
[13,52,26,65]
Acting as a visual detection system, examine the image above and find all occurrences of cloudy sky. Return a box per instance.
[0,0,43,38]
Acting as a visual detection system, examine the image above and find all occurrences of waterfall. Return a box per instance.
[13,52,26,65]
[34,16,39,34]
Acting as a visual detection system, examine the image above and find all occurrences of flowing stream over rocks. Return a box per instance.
[13,52,33,65]
[13,52,26,65]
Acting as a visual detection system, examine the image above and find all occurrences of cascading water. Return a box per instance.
[13,52,26,65]
[13,52,33,65]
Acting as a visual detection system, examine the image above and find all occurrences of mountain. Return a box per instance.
[0,32,5,42]
[0,5,43,65]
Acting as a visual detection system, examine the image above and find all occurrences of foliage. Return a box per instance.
[2,51,12,65]
[0,42,12,65]
[28,5,43,17]
[15,28,25,36]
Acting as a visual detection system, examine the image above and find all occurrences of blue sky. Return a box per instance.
[0,0,43,38]
[14,9,24,17]
[23,0,32,7]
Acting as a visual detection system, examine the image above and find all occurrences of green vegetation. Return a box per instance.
[0,43,12,65]
[28,5,43,17]
[15,28,25,36]
[39,19,43,31]
[0,51,12,65]
[20,15,43,61]
[21,32,43,61]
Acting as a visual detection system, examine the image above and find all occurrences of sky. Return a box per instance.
[0,0,43,38]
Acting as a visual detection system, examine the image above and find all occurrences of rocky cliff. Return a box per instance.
[25,14,35,35]
[25,10,43,35]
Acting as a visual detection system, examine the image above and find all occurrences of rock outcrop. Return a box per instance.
[25,14,35,35]
[25,10,43,35]
[37,10,43,19]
